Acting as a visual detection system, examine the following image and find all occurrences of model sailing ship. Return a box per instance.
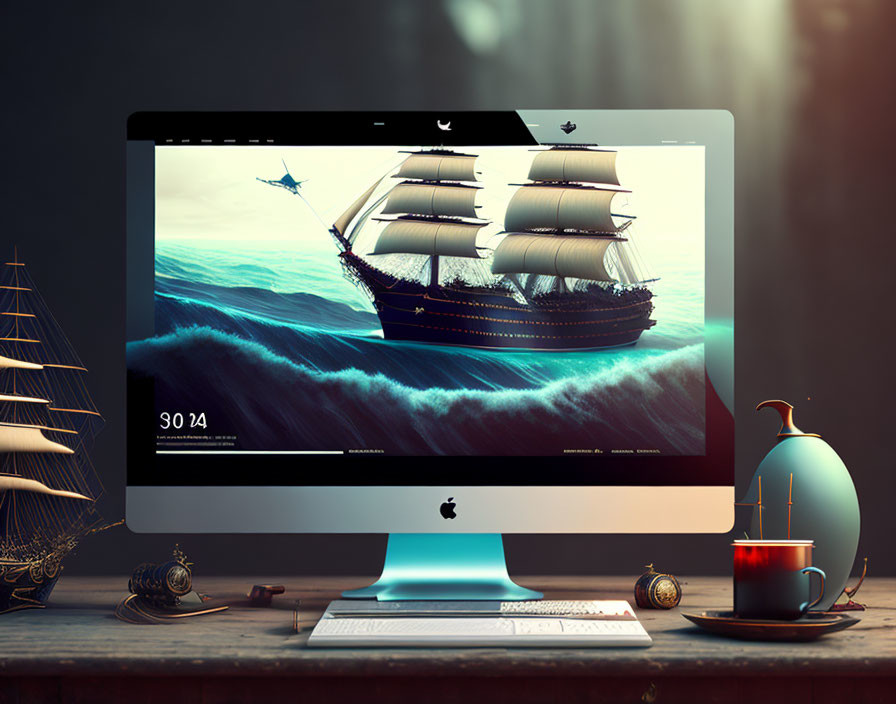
[261,145,657,350]
[0,250,105,613]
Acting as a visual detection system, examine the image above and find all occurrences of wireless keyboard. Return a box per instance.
[323,599,636,619]
[308,609,652,648]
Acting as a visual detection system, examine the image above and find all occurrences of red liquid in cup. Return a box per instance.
[732,540,825,620]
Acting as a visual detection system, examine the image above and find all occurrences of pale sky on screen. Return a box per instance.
[155,145,704,271]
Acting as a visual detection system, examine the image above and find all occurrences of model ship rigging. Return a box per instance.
[0,250,105,613]
[262,145,657,350]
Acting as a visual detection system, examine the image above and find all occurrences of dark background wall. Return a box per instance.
[1,0,892,579]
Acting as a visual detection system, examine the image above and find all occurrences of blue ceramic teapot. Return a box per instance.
[741,400,860,611]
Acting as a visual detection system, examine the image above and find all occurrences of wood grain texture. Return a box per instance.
[0,575,893,680]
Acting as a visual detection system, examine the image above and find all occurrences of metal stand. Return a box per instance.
[342,534,543,601]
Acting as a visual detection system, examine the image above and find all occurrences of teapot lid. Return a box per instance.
[757,400,821,440]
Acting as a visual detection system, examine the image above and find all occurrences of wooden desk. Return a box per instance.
[0,576,893,703]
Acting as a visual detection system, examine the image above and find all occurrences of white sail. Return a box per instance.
[382,184,478,219]
[528,149,619,185]
[0,474,90,500]
[0,354,43,371]
[373,220,485,258]
[333,176,386,236]
[504,187,620,233]
[0,393,50,404]
[491,234,616,282]
[0,424,74,454]
[397,154,478,182]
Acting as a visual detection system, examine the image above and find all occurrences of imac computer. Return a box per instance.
[126,110,734,600]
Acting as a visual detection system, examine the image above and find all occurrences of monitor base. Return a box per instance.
[342,533,542,601]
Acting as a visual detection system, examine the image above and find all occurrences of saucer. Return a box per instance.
[681,610,860,642]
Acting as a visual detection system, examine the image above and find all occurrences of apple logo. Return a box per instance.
[440,497,457,519]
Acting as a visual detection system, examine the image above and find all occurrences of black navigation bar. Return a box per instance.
[127,111,540,146]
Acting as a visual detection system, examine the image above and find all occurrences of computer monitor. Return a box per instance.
[126,110,734,600]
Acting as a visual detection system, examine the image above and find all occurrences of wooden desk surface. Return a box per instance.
[1,576,893,703]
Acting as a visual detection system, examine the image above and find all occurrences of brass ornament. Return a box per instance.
[116,545,228,624]
[634,563,682,609]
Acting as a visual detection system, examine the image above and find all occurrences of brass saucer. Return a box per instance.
[681,610,859,642]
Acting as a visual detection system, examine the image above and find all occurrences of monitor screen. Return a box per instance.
[126,111,733,533]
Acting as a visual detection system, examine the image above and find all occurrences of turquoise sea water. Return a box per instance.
[128,239,706,454]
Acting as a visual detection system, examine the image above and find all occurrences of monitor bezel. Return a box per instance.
[126,110,734,533]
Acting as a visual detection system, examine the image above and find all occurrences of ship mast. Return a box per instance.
[491,146,652,292]
[342,151,487,290]
[0,250,103,550]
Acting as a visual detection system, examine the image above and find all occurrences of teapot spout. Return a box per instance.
[757,400,821,440]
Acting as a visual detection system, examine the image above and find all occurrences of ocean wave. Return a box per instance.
[153,292,668,391]
[156,278,379,332]
[155,243,372,313]
[155,243,704,348]
[127,326,705,455]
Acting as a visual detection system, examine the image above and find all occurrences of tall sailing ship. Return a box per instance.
[261,145,657,350]
[0,250,104,613]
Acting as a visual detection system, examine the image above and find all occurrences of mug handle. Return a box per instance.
[799,566,826,613]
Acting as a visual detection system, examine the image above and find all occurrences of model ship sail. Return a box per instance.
[492,146,654,291]
[0,250,103,552]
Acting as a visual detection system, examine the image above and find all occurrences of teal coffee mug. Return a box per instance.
[733,540,826,620]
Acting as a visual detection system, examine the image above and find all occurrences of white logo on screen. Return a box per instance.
[437,120,452,131]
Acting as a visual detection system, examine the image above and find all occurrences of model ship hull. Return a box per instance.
[0,558,61,614]
[343,253,655,350]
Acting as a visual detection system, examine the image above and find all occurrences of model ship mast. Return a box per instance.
[0,249,103,552]
[492,145,654,294]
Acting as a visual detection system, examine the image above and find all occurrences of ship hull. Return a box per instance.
[342,253,655,351]
[0,558,60,614]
